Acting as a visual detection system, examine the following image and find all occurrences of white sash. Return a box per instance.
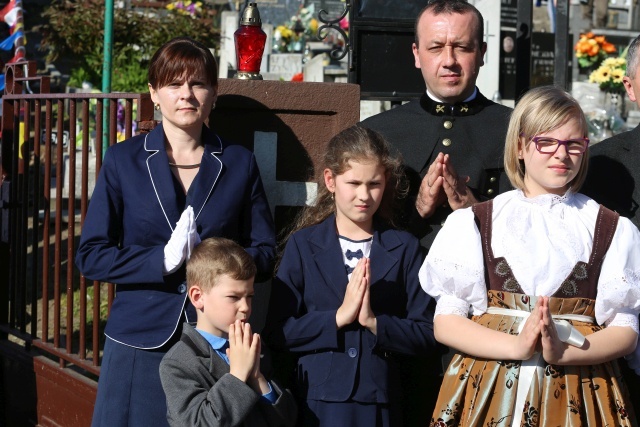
[484,307,595,427]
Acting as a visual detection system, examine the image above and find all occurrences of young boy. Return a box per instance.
[159,237,297,427]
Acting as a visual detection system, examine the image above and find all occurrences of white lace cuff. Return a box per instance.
[605,310,639,334]
[434,294,471,318]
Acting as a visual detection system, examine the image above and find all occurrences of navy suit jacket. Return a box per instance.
[582,125,640,228]
[76,123,275,348]
[265,215,436,403]
[581,125,640,418]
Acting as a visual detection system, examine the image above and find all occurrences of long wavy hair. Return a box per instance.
[276,125,408,270]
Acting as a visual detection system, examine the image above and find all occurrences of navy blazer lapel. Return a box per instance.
[369,225,401,286]
[309,216,349,301]
[145,123,181,230]
[190,127,223,221]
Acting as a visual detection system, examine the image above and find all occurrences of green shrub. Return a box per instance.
[41,0,222,92]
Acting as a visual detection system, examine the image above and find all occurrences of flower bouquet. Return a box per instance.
[166,0,203,18]
[589,53,628,135]
[574,32,617,70]
[589,56,627,94]
[273,4,318,53]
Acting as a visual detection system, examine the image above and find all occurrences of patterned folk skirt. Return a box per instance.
[430,291,637,427]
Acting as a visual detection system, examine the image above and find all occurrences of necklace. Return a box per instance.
[168,162,201,169]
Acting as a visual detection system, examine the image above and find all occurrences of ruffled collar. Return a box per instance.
[515,189,574,208]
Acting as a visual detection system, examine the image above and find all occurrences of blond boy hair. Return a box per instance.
[187,237,256,292]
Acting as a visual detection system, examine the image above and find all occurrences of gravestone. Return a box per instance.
[476,0,502,101]
[500,31,555,100]
[262,23,274,75]
[349,0,429,100]
[302,54,324,82]
[210,79,361,329]
[62,151,96,200]
[310,0,345,18]
[359,100,384,121]
[268,53,303,81]
[500,0,518,29]
[253,0,303,26]
[499,29,517,101]
[256,0,346,26]
[219,11,239,78]
[530,33,555,88]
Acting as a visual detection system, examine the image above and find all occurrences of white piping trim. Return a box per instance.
[104,293,189,350]
[210,132,223,154]
[144,133,174,231]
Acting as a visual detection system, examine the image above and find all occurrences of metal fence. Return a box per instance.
[0,61,155,377]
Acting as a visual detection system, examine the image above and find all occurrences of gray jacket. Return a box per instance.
[160,323,297,427]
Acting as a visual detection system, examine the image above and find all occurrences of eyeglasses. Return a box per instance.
[530,136,590,155]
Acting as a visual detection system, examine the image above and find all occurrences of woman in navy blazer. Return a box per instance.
[265,126,436,427]
[76,37,275,427]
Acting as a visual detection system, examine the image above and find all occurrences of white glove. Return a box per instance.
[163,206,200,275]
[186,207,201,261]
[625,339,640,376]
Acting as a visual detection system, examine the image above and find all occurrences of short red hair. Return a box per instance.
[148,37,218,89]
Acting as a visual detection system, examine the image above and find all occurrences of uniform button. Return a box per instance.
[490,177,497,183]
[487,189,494,195]
[443,120,453,129]
[442,138,452,147]
[178,283,187,294]
[348,348,358,358]
[440,220,446,227]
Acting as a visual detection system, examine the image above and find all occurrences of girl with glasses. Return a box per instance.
[420,85,639,426]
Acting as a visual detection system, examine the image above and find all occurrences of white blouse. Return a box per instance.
[419,190,640,333]
[339,235,373,280]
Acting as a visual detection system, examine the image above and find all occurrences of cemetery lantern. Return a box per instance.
[234,2,267,80]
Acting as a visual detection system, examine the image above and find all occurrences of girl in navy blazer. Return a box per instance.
[265,126,436,427]
[76,37,275,427]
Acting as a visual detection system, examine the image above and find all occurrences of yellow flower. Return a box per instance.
[611,68,625,83]
[276,25,293,40]
[309,18,318,33]
[590,65,609,83]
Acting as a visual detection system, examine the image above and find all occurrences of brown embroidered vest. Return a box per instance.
[472,199,619,299]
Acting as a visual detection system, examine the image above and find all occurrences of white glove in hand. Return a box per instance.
[186,207,201,261]
[163,206,199,275]
[625,339,640,376]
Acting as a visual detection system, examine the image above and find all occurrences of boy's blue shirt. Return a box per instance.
[196,328,277,403]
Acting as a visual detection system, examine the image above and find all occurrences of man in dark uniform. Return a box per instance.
[362,0,512,251]
[360,1,512,425]
[582,33,640,420]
